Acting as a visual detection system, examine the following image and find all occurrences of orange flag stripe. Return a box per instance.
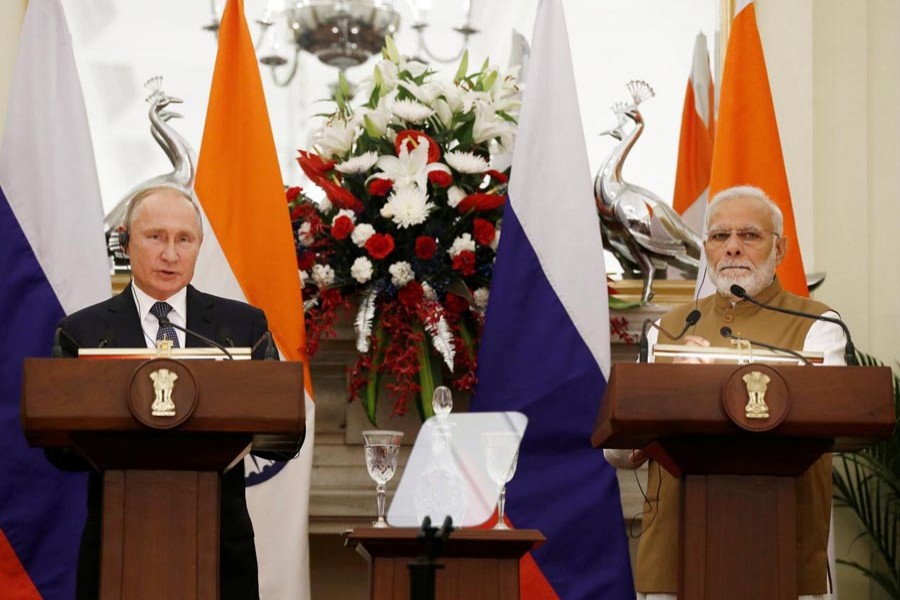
[194,0,309,364]
[672,79,714,214]
[0,528,41,600]
[710,2,808,296]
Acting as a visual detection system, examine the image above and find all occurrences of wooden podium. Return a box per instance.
[593,363,895,600]
[21,358,305,600]
[346,528,545,600]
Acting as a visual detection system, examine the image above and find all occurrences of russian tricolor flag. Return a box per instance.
[471,0,634,598]
[0,0,110,597]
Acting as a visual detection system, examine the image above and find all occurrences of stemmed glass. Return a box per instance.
[483,431,520,530]
[362,430,404,528]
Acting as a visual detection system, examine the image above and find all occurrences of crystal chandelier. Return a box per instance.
[204,0,478,86]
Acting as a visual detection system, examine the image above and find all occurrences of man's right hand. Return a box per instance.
[674,335,713,364]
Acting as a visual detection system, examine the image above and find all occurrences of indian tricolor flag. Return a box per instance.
[710,0,808,296]
[192,0,314,598]
[672,32,715,234]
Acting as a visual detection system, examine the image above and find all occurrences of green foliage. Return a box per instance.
[832,351,900,598]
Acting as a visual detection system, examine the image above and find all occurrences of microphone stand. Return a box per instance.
[409,516,454,600]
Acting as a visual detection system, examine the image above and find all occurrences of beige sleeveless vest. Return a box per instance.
[634,279,833,595]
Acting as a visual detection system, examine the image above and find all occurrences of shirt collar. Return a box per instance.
[132,284,188,323]
[714,278,783,313]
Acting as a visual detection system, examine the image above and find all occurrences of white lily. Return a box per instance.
[472,101,516,146]
[370,138,450,190]
[312,118,359,159]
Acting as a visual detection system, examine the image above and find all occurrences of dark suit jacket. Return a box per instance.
[56,284,271,600]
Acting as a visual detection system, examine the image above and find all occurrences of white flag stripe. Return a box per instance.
[508,0,611,376]
[0,0,108,313]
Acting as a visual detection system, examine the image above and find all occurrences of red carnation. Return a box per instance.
[395,130,441,163]
[297,252,315,271]
[444,293,470,314]
[365,233,395,260]
[486,169,509,183]
[331,215,354,240]
[472,218,496,246]
[286,186,303,202]
[368,178,393,197]
[428,170,453,188]
[457,193,505,213]
[415,236,437,260]
[452,250,476,276]
[398,281,425,308]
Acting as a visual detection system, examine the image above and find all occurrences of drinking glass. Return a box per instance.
[362,430,404,528]
[483,431,520,530]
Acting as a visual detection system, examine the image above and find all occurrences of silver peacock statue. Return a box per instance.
[105,77,198,267]
[595,81,702,304]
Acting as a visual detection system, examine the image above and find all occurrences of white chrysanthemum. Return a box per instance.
[313,118,359,159]
[331,209,356,226]
[351,223,376,247]
[422,282,437,301]
[299,270,309,286]
[445,150,489,174]
[388,261,415,288]
[392,99,434,124]
[447,186,466,209]
[473,287,490,310]
[311,264,335,288]
[297,222,315,246]
[350,257,374,284]
[381,185,434,229]
[370,138,450,191]
[448,233,476,257]
[316,196,333,214]
[334,151,379,174]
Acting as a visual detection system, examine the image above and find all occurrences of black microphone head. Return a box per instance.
[729,284,747,299]
[685,309,701,326]
[720,326,733,338]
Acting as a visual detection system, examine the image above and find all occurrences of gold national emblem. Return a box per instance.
[742,370,771,419]
[149,368,178,417]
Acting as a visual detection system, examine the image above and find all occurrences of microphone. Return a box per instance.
[720,326,810,366]
[639,309,702,363]
[52,327,81,358]
[251,331,279,360]
[729,284,857,366]
[98,328,115,349]
[155,316,234,360]
[264,331,278,361]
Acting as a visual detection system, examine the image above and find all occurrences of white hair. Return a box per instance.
[706,185,783,235]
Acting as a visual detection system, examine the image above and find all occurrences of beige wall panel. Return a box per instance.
[0,0,27,142]
[866,0,900,364]
[756,0,815,267]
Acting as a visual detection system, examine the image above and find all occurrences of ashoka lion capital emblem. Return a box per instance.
[149,368,178,417]
[742,370,771,419]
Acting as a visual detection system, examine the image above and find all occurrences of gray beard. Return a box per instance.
[709,247,778,298]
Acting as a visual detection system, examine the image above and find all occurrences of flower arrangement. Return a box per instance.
[288,39,520,425]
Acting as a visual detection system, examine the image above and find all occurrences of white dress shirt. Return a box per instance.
[131,284,188,349]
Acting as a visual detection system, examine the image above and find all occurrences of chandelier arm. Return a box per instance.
[269,49,301,88]
[415,28,472,65]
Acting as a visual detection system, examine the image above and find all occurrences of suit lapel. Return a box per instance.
[185,285,217,349]
[109,285,146,348]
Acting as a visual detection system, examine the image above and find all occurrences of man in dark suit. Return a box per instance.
[55,185,284,600]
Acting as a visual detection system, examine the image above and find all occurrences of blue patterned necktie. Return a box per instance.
[150,301,180,348]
